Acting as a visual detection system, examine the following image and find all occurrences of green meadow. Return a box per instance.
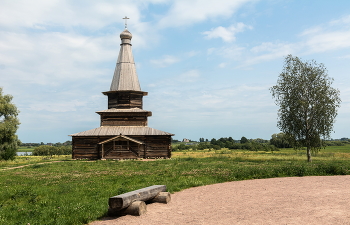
[1,146,350,224]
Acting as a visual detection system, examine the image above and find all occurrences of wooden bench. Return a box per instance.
[108,185,171,216]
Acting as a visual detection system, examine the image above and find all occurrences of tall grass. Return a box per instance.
[0,147,349,224]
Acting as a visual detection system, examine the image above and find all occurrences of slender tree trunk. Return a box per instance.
[306,146,312,162]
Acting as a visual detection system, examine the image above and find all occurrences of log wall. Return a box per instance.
[72,136,101,159]
[72,135,171,159]
[107,92,143,109]
[100,113,148,126]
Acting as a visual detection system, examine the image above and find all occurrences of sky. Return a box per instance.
[1,0,350,143]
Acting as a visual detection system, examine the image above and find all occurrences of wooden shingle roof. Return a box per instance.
[69,126,174,136]
[110,29,141,92]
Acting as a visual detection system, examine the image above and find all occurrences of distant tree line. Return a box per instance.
[21,140,72,148]
[171,139,180,143]
[270,133,349,148]
[172,134,349,151]
[172,136,278,152]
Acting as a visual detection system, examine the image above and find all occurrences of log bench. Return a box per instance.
[108,185,171,216]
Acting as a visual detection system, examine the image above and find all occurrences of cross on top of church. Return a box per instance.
[123,16,129,29]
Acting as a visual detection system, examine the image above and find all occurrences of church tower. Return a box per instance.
[70,24,173,159]
[105,28,146,109]
[98,29,151,127]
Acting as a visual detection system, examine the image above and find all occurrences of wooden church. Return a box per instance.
[70,26,174,160]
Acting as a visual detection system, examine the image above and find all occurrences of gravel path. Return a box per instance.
[90,176,350,225]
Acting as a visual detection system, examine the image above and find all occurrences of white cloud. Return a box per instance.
[150,55,180,67]
[208,45,245,61]
[223,46,246,60]
[299,27,323,36]
[185,50,200,57]
[147,83,275,134]
[243,42,296,65]
[204,14,350,67]
[219,63,227,68]
[300,15,350,54]
[329,15,350,26]
[250,42,290,53]
[178,69,200,82]
[0,31,119,86]
[304,31,350,54]
[203,23,252,42]
[157,0,256,28]
[150,50,202,68]
[207,48,216,55]
[143,69,201,90]
[337,54,350,59]
[0,0,143,30]
[0,1,159,51]
[29,99,87,112]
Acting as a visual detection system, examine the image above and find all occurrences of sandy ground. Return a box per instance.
[90,176,350,225]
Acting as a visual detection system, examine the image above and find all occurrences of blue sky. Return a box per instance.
[1,0,350,143]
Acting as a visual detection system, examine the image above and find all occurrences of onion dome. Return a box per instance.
[120,29,132,40]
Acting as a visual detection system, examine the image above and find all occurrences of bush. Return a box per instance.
[212,145,221,150]
[240,136,249,144]
[197,143,211,150]
[32,145,72,156]
[0,142,17,160]
[270,133,292,148]
[172,143,192,151]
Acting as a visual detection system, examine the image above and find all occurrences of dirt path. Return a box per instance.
[90,176,350,225]
[0,160,99,171]
[0,161,64,171]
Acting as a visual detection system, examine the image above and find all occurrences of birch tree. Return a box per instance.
[270,55,341,162]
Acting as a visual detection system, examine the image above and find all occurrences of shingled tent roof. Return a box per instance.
[109,29,141,92]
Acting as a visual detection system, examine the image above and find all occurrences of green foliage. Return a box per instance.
[184,137,276,152]
[324,141,346,146]
[32,145,72,156]
[240,136,249,144]
[270,55,341,162]
[270,133,292,148]
[322,139,350,147]
[212,145,221,150]
[252,138,268,143]
[229,142,279,152]
[171,138,180,143]
[21,140,72,148]
[0,88,20,160]
[172,143,191,151]
[197,142,212,150]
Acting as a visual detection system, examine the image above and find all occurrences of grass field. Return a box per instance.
[1,146,350,224]
[17,147,35,152]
